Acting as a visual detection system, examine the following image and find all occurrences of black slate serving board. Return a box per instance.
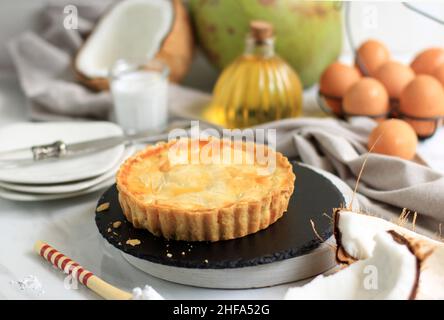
[95,162,344,269]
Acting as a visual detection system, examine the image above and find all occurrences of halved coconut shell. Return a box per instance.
[333,209,442,263]
[285,230,432,300]
[74,0,193,91]
[333,209,444,299]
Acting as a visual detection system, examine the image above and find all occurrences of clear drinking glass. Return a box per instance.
[110,59,169,133]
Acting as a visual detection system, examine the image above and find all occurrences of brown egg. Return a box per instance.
[411,48,444,75]
[343,78,389,119]
[374,61,415,99]
[319,62,361,115]
[356,39,390,76]
[400,75,444,137]
[432,64,444,86]
[368,119,417,160]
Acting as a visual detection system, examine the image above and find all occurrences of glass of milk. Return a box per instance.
[110,59,169,133]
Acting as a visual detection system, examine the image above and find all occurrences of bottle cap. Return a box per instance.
[250,20,273,42]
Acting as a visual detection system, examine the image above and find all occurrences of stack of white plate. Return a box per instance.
[0,122,135,201]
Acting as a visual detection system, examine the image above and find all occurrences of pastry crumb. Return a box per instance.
[181,251,185,256]
[126,239,141,246]
[107,228,112,233]
[96,202,110,212]
[112,221,122,228]
[204,259,208,264]
[166,253,173,258]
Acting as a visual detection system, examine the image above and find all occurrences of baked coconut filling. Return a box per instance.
[118,139,292,210]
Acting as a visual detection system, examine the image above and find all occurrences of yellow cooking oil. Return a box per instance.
[204,21,303,128]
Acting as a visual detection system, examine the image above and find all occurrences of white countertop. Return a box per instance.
[0,190,301,300]
[0,73,443,300]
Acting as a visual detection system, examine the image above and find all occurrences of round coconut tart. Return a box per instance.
[94,162,351,288]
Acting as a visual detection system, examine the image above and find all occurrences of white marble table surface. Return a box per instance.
[0,73,442,300]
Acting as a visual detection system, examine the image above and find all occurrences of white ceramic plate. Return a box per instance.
[0,176,116,202]
[0,122,124,184]
[0,146,135,194]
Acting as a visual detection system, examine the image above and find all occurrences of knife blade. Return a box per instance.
[0,129,167,165]
[0,120,222,167]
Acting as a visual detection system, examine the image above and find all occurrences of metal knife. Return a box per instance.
[0,120,224,167]
[0,129,171,166]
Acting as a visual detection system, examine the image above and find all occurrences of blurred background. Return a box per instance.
[1,1,444,92]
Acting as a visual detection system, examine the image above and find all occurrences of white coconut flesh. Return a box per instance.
[335,210,444,299]
[285,231,420,300]
[335,210,443,261]
[418,245,444,299]
[76,0,173,78]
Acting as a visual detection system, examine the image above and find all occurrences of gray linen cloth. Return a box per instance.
[257,117,444,231]
[7,2,444,232]
[8,2,115,120]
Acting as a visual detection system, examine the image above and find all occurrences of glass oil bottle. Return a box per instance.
[204,21,303,128]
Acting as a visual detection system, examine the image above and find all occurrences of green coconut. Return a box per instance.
[189,0,342,88]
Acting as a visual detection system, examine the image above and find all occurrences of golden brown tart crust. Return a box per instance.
[116,138,295,241]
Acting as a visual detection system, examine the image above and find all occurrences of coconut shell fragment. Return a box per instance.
[155,0,194,83]
[386,230,433,300]
[332,208,357,265]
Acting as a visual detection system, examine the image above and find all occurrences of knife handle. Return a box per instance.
[31,140,67,160]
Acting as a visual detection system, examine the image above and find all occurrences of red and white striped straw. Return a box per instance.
[34,240,132,300]
[37,241,94,286]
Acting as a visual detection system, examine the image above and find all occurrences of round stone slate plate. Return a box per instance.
[95,162,356,289]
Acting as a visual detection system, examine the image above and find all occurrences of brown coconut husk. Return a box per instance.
[74,0,194,91]
[74,66,109,92]
[332,208,358,265]
[155,0,194,83]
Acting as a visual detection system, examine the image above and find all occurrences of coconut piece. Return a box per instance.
[333,209,442,263]
[75,0,193,91]
[418,244,444,299]
[285,231,431,300]
[334,209,444,299]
